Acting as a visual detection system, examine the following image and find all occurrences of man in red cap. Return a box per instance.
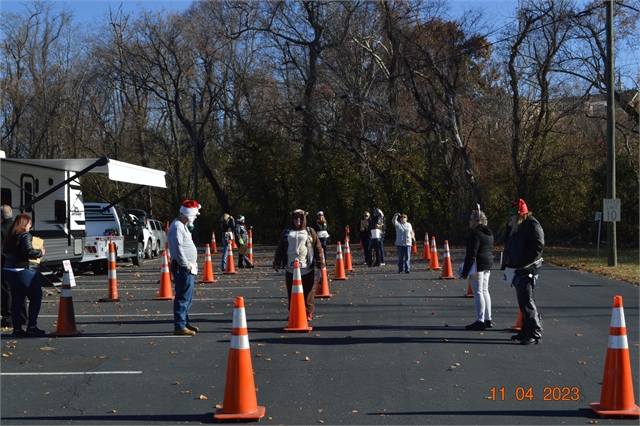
[167,200,201,336]
[502,198,545,345]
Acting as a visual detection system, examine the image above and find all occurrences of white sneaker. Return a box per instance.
[380,263,385,266]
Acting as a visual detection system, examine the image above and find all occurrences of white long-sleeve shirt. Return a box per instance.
[167,218,197,268]
[392,213,413,247]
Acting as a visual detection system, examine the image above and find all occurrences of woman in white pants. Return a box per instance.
[460,207,494,330]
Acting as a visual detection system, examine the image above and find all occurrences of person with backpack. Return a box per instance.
[273,209,325,321]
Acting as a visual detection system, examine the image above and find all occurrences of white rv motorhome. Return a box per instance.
[0,151,166,285]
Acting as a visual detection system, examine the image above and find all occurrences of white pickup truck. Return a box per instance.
[81,203,145,274]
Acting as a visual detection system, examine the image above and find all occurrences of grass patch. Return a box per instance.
[543,246,639,285]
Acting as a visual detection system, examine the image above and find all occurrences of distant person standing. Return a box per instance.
[2,213,46,337]
[235,215,254,268]
[311,211,330,258]
[502,199,544,345]
[273,209,325,321]
[359,211,372,266]
[370,208,385,266]
[461,206,494,331]
[220,213,236,271]
[392,213,413,273]
[1,204,19,329]
[168,200,201,336]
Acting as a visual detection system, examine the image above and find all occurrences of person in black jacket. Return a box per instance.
[502,199,544,345]
[461,207,494,330]
[1,214,46,337]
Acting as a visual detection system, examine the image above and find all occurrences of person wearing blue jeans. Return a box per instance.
[1,213,46,337]
[168,200,201,336]
[392,213,413,273]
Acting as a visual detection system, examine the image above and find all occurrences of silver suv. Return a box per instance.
[147,219,167,257]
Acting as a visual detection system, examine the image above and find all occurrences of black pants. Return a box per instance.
[514,275,542,339]
[237,253,253,267]
[1,274,27,328]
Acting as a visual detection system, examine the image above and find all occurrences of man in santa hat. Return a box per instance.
[167,200,201,336]
[502,198,544,345]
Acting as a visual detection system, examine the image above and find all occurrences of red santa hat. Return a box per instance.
[510,199,529,215]
[180,200,201,218]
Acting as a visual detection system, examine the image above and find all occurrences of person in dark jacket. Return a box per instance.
[502,198,544,345]
[235,215,254,268]
[311,211,330,258]
[359,212,372,266]
[1,204,26,329]
[273,209,325,321]
[1,213,46,337]
[220,213,236,271]
[460,206,494,330]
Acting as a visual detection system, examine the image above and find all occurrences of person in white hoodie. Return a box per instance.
[392,213,413,273]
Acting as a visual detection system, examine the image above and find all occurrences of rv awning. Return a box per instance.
[2,157,167,188]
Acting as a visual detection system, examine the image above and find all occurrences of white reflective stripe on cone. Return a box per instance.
[608,335,629,349]
[61,288,73,297]
[292,285,303,293]
[230,334,250,350]
[233,309,247,329]
[610,308,626,328]
[108,270,117,279]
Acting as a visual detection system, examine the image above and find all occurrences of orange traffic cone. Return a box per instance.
[284,261,313,332]
[344,239,354,272]
[464,279,474,297]
[411,230,418,254]
[333,242,348,281]
[224,243,237,274]
[214,296,266,421]
[440,240,455,279]
[428,237,441,270]
[232,238,238,249]
[52,271,82,337]
[99,242,119,302]
[155,251,174,300]
[590,296,640,417]
[247,229,254,264]
[165,241,171,265]
[165,220,170,234]
[315,252,332,298]
[510,309,523,330]
[211,232,218,254]
[422,232,430,261]
[201,244,217,283]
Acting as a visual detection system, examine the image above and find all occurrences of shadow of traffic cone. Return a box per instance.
[284,261,313,332]
[464,279,474,297]
[333,242,348,281]
[422,232,430,261]
[510,309,523,330]
[590,296,640,417]
[411,230,418,254]
[247,229,254,264]
[223,243,237,274]
[211,232,218,254]
[428,237,441,270]
[315,252,332,299]
[201,244,217,283]
[344,239,354,272]
[99,242,120,302]
[52,271,82,337]
[214,296,266,421]
[440,241,455,279]
[155,251,174,300]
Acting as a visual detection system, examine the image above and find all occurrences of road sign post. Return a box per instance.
[595,212,602,256]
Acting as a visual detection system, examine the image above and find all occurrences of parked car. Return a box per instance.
[147,219,167,257]
[126,209,156,259]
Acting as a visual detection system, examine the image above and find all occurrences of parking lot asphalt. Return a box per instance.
[1,244,638,425]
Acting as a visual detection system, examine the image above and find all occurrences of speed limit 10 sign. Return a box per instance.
[603,199,621,222]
